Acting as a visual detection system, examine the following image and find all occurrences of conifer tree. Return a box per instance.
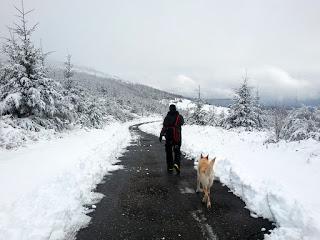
[224,76,261,129]
[64,54,74,90]
[0,1,67,119]
[252,88,263,127]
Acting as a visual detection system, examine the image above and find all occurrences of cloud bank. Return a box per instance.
[0,0,319,103]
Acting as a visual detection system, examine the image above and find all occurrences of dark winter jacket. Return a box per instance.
[160,110,184,145]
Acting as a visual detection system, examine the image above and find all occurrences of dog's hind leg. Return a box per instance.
[202,187,208,203]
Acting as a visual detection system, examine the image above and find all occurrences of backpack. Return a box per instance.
[165,114,181,145]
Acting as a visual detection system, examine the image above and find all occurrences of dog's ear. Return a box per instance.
[210,157,216,168]
[201,153,203,158]
[206,154,209,159]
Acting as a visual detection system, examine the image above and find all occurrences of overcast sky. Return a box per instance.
[1,0,319,102]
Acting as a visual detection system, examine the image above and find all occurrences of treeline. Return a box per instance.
[186,78,320,142]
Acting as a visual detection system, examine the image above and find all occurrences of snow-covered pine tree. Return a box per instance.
[252,88,263,127]
[39,39,52,69]
[0,1,71,123]
[64,54,74,90]
[224,76,261,130]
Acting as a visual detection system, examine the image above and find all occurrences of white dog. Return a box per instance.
[196,154,216,208]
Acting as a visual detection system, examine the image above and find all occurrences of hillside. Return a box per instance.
[0,62,180,149]
[49,65,180,118]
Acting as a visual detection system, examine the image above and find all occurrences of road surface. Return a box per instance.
[76,123,274,240]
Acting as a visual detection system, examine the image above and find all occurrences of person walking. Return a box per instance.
[159,104,184,175]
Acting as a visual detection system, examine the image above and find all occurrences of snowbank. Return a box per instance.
[139,122,320,240]
[0,117,158,240]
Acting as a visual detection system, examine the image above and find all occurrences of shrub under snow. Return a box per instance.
[186,102,208,125]
[280,106,320,141]
[0,115,56,149]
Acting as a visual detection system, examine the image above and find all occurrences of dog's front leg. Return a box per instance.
[206,195,211,209]
[196,175,202,193]
[206,188,212,208]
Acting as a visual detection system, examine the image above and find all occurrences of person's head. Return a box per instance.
[169,104,176,112]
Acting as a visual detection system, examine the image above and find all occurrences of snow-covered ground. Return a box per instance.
[0,117,57,149]
[140,122,320,240]
[161,98,229,115]
[0,116,159,240]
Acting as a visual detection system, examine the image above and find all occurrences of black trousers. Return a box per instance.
[165,143,181,170]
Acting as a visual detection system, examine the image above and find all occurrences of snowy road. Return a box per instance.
[76,123,274,240]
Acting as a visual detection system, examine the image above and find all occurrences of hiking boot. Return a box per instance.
[173,164,180,175]
[167,168,174,174]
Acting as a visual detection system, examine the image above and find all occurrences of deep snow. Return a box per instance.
[0,116,159,240]
[139,121,320,240]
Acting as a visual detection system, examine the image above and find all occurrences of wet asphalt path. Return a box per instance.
[76,123,275,240]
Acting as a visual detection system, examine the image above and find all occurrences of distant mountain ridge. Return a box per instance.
[48,60,179,98]
[48,63,181,120]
